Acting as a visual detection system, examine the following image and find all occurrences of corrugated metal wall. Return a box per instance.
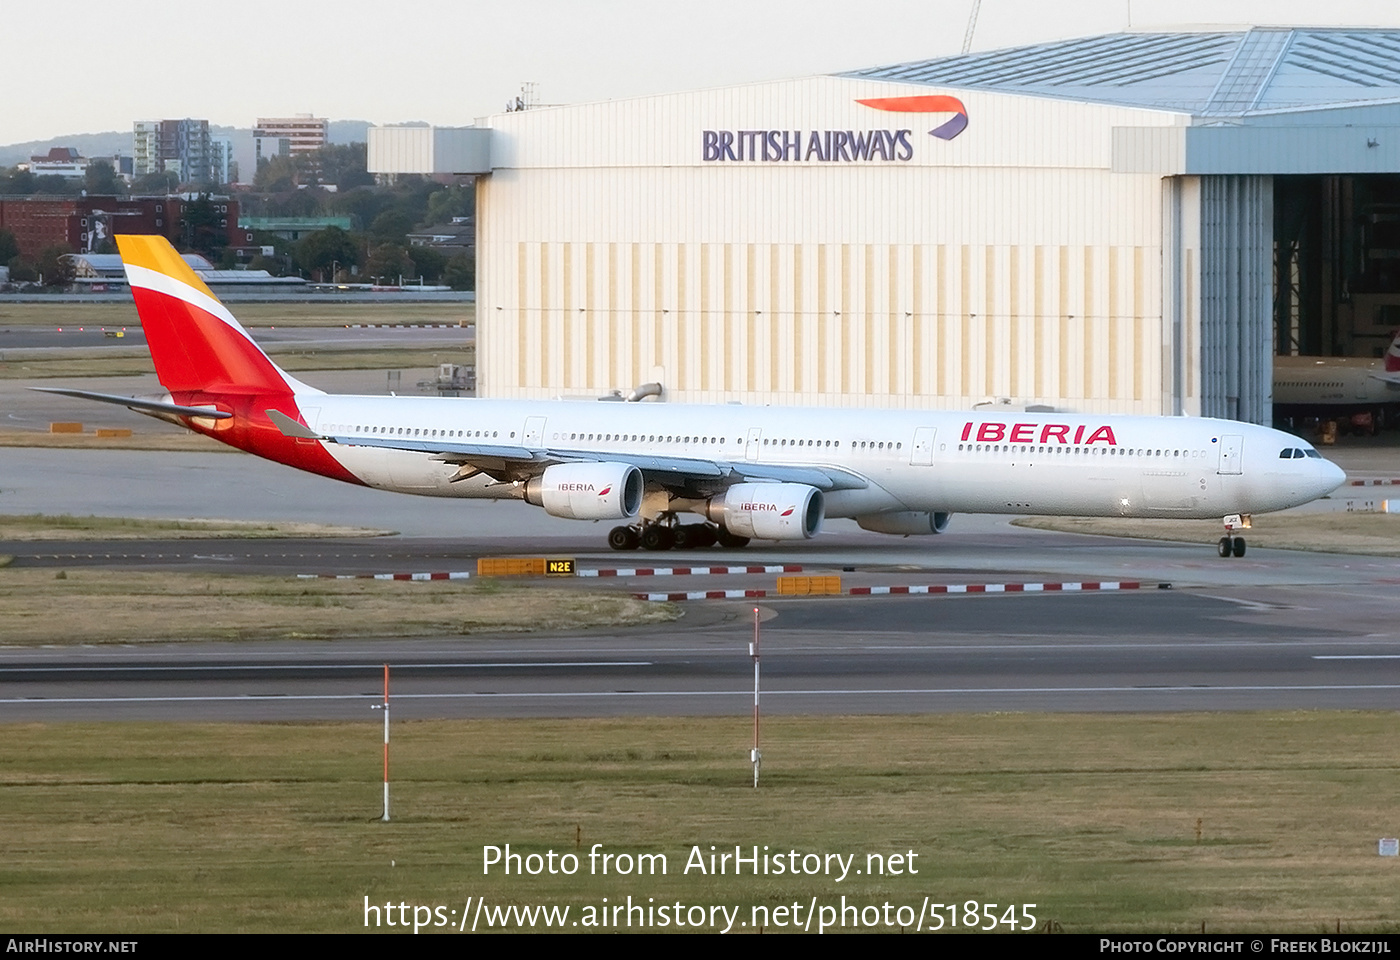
[480,237,1163,412]
[1198,175,1273,423]
[476,80,1185,414]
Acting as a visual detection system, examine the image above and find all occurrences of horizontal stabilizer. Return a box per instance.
[1368,371,1400,386]
[266,409,320,438]
[30,386,233,419]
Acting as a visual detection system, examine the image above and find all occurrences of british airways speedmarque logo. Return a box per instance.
[855,95,969,141]
[701,95,968,163]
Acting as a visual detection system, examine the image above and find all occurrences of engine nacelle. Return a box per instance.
[525,462,643,520]
[705,483,824,540]
[856,511,952,535]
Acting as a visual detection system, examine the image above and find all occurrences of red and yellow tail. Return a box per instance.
[118,234,299,395]
[117,234,361,484]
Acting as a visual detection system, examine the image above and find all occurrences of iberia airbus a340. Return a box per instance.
[41,236,1345,558]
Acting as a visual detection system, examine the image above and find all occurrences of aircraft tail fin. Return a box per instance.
[1386,328,1400,373]
[116,235,317,396]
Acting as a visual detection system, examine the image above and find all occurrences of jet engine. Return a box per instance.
[705,483,824,540]
[524,462,644,520]
[856,511,953,535]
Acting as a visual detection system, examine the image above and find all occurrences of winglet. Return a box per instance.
[266,409,322,439]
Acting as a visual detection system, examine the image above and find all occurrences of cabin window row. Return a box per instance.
[553,433,728,444]
[957,444,1207,458]
[330,425,505,439]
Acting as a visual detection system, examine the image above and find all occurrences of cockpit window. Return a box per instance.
[1303,449,1322,459]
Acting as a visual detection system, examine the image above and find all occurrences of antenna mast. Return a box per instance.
[961,0,982,54]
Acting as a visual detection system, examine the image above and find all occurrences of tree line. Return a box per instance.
[0,143,475,290]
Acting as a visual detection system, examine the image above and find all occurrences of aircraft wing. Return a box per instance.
[268,410,867,491]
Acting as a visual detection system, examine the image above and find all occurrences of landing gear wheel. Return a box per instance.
[640,525,675,551]
[715,527,751,549]
[1231,536,1246,558]
[1218,537,1232,558]
[672,524,716,549]
[608,526,639,551]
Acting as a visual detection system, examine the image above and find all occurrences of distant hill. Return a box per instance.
[327,120,371,144]
[0,131,129,168]
[0,120,373,178]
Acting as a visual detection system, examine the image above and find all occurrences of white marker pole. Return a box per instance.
[372,664,390,821]
[751,607,761,788]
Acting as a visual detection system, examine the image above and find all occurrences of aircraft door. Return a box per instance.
[523,416,547,450]
[911,427,936,466]
[745,428,763,461]
[1217,435,1243,475]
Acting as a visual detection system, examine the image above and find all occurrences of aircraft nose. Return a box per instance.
[1319,459,1347,496]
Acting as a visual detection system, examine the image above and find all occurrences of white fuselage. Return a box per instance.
[1274,356,1400,409]
[292,396,1344,522]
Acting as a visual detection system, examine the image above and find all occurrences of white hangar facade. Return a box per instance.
[370,28,1400,424]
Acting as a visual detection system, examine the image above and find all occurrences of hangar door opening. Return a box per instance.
[1199,176,1273,425]
[1274,175,1400,360]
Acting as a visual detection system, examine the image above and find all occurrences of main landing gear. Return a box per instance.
[1215,513,1250,559]
[607,517,751,551]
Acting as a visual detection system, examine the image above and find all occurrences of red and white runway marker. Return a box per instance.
[850,580,1143,595]
[295,564,799,582]
[636,580,1149,601]
[635,589,771,601]
[297,572,472,581]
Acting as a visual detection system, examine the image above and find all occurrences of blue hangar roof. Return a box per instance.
[843,28,1400,117]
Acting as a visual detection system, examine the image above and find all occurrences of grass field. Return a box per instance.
[2,713,1398,933]
[0,514,393,541]
[0,569,675,644]
[1012,513,1400,557]
[0,428,232,451]
[0,301,475,329]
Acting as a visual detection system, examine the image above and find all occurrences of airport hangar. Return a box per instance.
[370,28,1400,425]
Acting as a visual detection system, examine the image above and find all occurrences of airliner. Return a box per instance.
[40,235,1346,559]
[1273,330,1400,433]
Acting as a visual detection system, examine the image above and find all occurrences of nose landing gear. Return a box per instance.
[1216,513,1250,558]
[1217,536,1246,558]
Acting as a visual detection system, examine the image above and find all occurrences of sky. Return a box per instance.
[5,0,1400,146]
